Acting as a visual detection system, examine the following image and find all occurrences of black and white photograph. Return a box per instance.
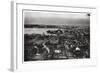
[24,10,90,61]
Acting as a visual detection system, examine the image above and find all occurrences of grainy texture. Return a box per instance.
[24,10,90,61]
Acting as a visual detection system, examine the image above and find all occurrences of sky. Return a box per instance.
[24,10,90,26]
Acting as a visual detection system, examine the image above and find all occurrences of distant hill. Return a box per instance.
[24,24,89,28]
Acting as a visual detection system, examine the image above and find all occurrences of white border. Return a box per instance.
[11,1,97,72]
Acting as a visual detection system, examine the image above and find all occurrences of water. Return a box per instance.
[24,28,58,35]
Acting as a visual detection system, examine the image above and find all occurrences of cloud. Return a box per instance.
[24,10,90,26]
